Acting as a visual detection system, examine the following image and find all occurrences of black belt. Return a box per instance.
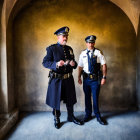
[83,72,98,80]
[49,71,72,80]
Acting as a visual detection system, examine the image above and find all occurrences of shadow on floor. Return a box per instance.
[4,110,140,140]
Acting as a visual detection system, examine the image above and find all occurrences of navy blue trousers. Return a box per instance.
[83,78,101,118]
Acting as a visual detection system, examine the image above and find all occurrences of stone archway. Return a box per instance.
[0,0,140,139]
[0,0,32,115]
[1,0,139,115]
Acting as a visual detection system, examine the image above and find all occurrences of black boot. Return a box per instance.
[97,117,107,125]
[66,105,84,125]
[53,109,61,129]
[67,115,84,125]
[54,116,60,129]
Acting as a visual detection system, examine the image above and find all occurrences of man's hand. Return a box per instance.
[57,60,65,67]
[101,79,106,85]
[69,60,75,66]
[78,77,82,85]
[78,66,83,85]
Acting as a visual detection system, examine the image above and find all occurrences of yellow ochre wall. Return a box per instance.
[12,0,136,111]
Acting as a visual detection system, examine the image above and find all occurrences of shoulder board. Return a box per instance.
[96,48,104,55]
[95,47,99,51]
[100,50,104,55]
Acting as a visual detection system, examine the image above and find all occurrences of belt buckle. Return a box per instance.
[90,75,93,79]
[63,74,68,79]
[54,73,57,78]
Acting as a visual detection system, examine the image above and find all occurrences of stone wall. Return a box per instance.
[13,0,137,111]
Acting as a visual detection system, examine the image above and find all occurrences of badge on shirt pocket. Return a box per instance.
[93,55,96,58]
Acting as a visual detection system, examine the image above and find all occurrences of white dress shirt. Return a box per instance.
[78,48,106,74]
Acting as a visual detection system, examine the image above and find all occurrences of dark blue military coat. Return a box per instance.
[42,43,77,110]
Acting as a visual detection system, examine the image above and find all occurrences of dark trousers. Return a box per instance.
[53,104,74,118]
[83,78,100,118]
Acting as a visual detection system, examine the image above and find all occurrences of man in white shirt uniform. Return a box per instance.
[78,35,107,125]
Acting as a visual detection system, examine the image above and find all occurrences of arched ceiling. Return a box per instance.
[110,0,140,34]
[1,0,140,34]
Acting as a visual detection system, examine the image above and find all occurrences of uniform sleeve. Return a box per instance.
[42,47,57,70]
[73,60,78,69]
[69,47,77,69]
[98,50,106,65]
[78,53,84,67]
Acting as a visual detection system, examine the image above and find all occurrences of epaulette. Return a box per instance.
[95,48,99,51]
[96,48,104,55]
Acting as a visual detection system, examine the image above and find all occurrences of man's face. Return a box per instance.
[57,35,68,45]
[86,42,95,50]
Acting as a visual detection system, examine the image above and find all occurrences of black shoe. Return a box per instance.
[54,117,61,129]
[97,117,107,125]
[67,115,84,125]
[84,116,92,122]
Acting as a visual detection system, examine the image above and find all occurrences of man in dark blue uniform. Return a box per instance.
[78,35,107,125]
[42,26,83,129]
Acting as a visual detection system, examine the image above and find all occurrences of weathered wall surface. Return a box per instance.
[0,0,5,113]
[6,0,32,112]
[137,16,140,108]
[12,0,137,111]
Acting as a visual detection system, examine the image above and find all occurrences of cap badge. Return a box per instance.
[90,36,94,40]
[65,27,69,32]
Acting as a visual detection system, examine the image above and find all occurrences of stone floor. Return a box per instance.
[4,111,140,140]
[0,110,18,140]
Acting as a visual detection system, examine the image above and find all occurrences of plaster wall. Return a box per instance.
[13,0,137,111]
[110,0,140,34]
[0,0,5,113]
[137,17,140,108]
